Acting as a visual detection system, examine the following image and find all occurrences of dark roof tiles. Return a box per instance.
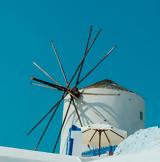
[84,79,133,93]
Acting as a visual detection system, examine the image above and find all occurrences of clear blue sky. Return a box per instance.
[0,0,159,153]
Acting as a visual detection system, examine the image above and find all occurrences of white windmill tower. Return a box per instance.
[28,26,145,155]
[60,80,144,154]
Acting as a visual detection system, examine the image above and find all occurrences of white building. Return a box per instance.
[60,79,145,154]
[0,146,80,162]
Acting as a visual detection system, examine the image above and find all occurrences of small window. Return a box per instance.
[140,112,143,120]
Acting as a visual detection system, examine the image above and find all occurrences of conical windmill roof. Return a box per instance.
[83,79,133,93]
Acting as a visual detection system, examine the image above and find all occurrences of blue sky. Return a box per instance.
[0,0,159,153]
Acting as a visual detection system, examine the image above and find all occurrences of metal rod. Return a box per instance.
[77,45,116,85]
[33,61,60,85]
[51,41,68,85]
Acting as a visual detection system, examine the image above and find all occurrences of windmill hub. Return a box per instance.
[70,87,81,98]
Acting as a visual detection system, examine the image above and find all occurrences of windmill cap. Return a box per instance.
[82,79,133,93]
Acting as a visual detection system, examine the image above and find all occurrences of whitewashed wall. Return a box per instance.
[0,147,80,162]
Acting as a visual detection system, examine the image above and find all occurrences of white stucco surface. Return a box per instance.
[0,146,81,162]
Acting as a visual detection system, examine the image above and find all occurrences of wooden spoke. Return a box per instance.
[33,61,60,86]
[77,45,116,85]
[110,129,125,139]
[32,82,56,90]
[89,130,97,143]
[76,25,93,84]
[34,101,61,150]
[51,41,68,85]
[72,98,83,127]
[53,99,72,152]
[27,93,66,135]
[99,131,102,156]
[103,131,111,145]
[82,92,120,96]
[82,128,91,133]
[68,28,102,88]
[32,77,67,92]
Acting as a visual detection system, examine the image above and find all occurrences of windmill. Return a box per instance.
[28,26,118,153]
